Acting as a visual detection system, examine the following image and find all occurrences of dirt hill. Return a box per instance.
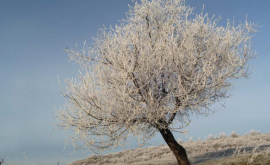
[69,131,270,165]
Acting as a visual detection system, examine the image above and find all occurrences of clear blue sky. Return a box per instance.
[0,0,269,164]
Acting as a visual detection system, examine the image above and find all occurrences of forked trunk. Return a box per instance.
[159,128,190,165]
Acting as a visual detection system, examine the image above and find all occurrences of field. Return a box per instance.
[69,130,270,165]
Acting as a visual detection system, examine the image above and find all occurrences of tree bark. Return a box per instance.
[159,128,190,165]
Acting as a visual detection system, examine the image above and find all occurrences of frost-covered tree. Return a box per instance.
[56,0,256,164]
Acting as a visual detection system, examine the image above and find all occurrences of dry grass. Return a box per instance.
[1,153,37,165]
[69,131,270,165]
[196,147,270,165]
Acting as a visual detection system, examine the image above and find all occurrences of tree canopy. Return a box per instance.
[56,0,256,154]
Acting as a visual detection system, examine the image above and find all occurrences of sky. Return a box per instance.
[0,0,269,164]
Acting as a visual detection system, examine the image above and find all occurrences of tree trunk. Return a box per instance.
[159,128,190,165]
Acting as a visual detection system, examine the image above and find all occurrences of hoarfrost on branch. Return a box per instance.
[56,0,256,153]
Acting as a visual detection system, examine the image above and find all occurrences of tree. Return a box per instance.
[56,0,256,164]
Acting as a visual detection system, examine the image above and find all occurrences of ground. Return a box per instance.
[69,131,270,165]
